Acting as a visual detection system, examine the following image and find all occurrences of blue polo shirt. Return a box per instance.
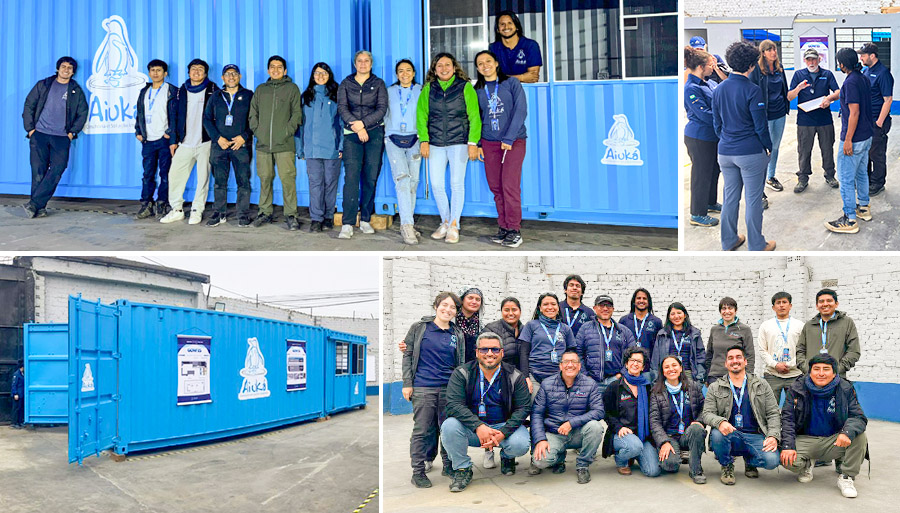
[790,67,840,126]
[520,319,576,382]
[862,60,894,119]
[470,367,504,424]
[619,312,661,372]
[413,322,457,387]
[489,36,543,77]
[684,73,717,142]
[712,74,773,155]
[560,301,595,337]
[840,71,874,142]
[671,329,693,370]
[766,72,787,119]
[730,383,761,434]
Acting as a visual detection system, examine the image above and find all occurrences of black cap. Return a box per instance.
[858,43,878,56]
[222,64,240,75]
[594,295,614,306]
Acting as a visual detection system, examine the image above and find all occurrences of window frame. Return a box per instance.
[335,342,349,375]
[835,27,891,71]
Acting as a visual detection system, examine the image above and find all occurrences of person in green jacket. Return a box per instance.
[796,288,861,380]
[705,296,755,384]
[416,53,482,244]
[249,55,303,230]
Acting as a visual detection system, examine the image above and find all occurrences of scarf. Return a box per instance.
[185,78,210,93]
[538,314,559,329]
[806,374,840,397]
[456,310,480,338]
[665,381,682,395]
[623,372,651,442]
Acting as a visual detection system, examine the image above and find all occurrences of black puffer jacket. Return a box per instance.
[781,376,867,450]
[649,379,705,448]
[481,319,528,374]
[22,75,89,138]
[337,73,388,131]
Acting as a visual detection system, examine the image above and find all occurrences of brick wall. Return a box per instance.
[685,1,891,17]
[383,256,899,385]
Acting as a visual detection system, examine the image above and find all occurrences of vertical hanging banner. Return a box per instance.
[238,337,270,400]
[177,335,212,405]
[286,339,307,391]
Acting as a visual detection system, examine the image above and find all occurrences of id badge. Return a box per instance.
[605,349,613,362]
[491,118,500,131]
[678,422,685,435]
[734,413,743,428]
[146,114,152,125]
[819,348,828,354]
[782,348,790,361]
[478,402,486,417]
[225,115,234,127]
[551,351,559,363]
[400,122,407,132]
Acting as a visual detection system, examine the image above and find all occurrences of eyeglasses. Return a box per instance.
[223,72,240,78]
[477,347,502,355]
[626,358,644,365]
[313,71,329,77]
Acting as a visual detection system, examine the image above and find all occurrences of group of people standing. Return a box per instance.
[20,11,542,247]
[684,37,893,249]
[399,278,869,499]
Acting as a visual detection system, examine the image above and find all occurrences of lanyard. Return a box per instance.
[673,330,687,353]
[671,390,685,422]
[598,322,614,349]
[819,318,829,351]
[222,91,235,115]
[565,307,580,328]
[775,318,790,344]
[540,323,561,352]
[633,314,647,340]
[398,86,412,117]
[148,85,163,112]
[728,375,747,411]
[487,80,500,116]
[479,367,500,406]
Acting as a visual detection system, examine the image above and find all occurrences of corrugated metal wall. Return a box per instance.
[24,323,68,424]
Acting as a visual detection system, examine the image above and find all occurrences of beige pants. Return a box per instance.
[785,431,868,477]
[256,151,297,217]
[168,142,211,212]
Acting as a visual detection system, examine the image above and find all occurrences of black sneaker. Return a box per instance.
[691,470,707,484]
[744,465,759,478]
[285,215,300,231]
[490,227,509,244]
[501,230,522,248]
[870,184,885,196]
[35,208,48,218]
[206,212,226,227]
[252,213,273,227]
[322,218,334,230]
[794,180,808,193]
[551,462,566,474]
[309,220,322,232]
[136,202,154,219]
[449,467,473,492]
[576,467,591,484]
[411,472,432,488]
[441,464,453,477]
[707,203,722,213]
[766,177,784,191]
[824,214,859,234]
[825,177,840,188]
[21,203,37,218]
[238,216,251,227]
[155,201,171,218]
[500,457,516,475]
[762,196,769,210]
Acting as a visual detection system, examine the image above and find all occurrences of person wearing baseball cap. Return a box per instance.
[788,47,840,193]
[687,35,728,83]
[858,42,893,196]
[574,294,636,396]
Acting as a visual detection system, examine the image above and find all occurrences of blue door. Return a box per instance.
[68,297,120,464]
[24,323,69,424]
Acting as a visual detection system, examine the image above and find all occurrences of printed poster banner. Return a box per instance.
[239,337,270,400]
[286,339,307,391]
[800,36,829,70]
[177,335,212,405]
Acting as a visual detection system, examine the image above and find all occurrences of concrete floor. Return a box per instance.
[682,114,900,251]
[0,196,675,252]
[0,406,377,513]
[383,412,896,513]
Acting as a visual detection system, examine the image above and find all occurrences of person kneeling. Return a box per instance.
[780,354,868,498]
[531,350,604,484]
[440,333,531,492]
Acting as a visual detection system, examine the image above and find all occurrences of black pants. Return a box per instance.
[684,136,720,216]
[410,386,449,474]
[12,397,24,426]
[28,131,71,210]
[797,124,835,181]
[341,126,384,225]
[140,137,172,203]
[210,145,253,217]
[868,116,891,189]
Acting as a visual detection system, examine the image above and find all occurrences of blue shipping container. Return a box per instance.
[67,296,367,464]
[24,323,69,424]
[324,329,368,414]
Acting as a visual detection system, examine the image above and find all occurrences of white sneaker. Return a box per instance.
[431,223,448,240]
[798,463,813,483]
[445,225,459,244]
[338,225,353,239]
[160,209,184,224]
[359,221,375,234]
[838,474,857,498]
[188,210,203,225]
[401,224,418,245]
[483,449,496,469]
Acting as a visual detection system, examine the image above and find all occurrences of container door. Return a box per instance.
[324,340,336,413]
[24,323,69,424]
[68,297,120,464]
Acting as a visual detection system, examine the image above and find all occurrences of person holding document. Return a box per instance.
[788,48,840,193]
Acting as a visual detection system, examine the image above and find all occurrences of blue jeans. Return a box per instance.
[427,144,468,225]
[837,137,873,220]
[384,138,421,225]
[719,152,769,251]
[612,433,660,477]
[766,116,786,179]
[708,429,780,469]
[534,420,605,469]
[306,158,341,222]
[441,417,530,470]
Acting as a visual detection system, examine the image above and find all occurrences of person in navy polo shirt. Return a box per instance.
[684,45,721,228]
[788,48,841,193]
[559,275,595,336]
[859,43,894,196]
[619,288,662,373]
[488,10,542,83]
[825,48,874,234]
[576,294,636,396]
[712,41,775,251]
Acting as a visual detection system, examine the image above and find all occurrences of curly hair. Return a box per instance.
[425,53,469,84]
[725,41,760,74]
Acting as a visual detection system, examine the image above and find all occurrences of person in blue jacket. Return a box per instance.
[789,48,841,193]
[134,59,176,220]
[650,302,706,383]
[559,275,595,337]
[619,288,663,373]
[203,64,254,227]
[531,349,605,484]
[474,50,528,248]
[297,62,343,233]
[10,361,25,429]
[713,41,775,251]
[518,293,576,390]
[684,46,721,228]
[748,39,790,195]
[576,294,636,396]
[385,59,423,245]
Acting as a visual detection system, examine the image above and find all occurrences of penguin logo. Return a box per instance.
[81,363,95,392]
[601,114,644,166]
[239,337,271,400]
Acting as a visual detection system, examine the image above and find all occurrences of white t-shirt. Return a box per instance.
[756,316,803,378]
[182,89,205,148]
[144,83,169,142]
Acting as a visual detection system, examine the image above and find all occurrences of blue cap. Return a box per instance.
[222,64,240,75]
[689,36,706,48]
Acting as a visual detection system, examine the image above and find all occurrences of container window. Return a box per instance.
[336,342,349,375]
[834,27,891,71]
[352,345,365,375]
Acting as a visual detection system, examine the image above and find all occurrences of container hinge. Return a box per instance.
[112,394,122,401]
[114,310,123,317]
[112,352,122,359]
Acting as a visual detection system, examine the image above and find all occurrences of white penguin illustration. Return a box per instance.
[245,337,265,374]
[93,16,136,88]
